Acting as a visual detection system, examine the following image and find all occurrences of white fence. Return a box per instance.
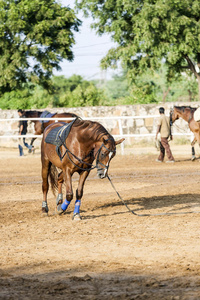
[0,115,193,155]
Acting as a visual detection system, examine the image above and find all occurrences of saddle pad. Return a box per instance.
[194,107,200,122]
[45,119,76,147]
[40,110,56,123]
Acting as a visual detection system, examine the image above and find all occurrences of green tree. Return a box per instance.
[0,74,107,109]
[76,0,200,99]
[0,83,51,109]
[0,88,31,109]
[54,77,105,107]
[103,72,130,101]
[0,0,81,95]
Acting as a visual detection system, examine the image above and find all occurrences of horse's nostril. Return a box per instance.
[97,167,104,177]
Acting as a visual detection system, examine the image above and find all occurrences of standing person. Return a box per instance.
[155,107,175,163]
[18,109,33,156]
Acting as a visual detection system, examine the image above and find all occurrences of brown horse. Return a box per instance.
[170,105,200,160]
[41,118,125,220]
[24,110,78,149]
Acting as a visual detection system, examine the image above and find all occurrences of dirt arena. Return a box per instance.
[1,143,200,299]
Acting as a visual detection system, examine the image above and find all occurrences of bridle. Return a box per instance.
[59,137,116,172]
[96,143,116,170]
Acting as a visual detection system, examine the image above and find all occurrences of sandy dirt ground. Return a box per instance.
[1,144,200,299]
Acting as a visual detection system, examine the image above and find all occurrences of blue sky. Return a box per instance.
[53,0,120,80]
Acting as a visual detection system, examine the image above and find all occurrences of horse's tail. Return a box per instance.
[49,164,58,195]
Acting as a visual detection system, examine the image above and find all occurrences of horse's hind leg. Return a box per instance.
[191,137,196,161]
[56,171,65,214]
[191,146,196,161]
[41,159,51,215]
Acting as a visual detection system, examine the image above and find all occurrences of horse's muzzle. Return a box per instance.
[97,167,107,179]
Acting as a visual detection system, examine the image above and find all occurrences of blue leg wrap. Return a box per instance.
[73,200,81,214]
[61,199,71,211]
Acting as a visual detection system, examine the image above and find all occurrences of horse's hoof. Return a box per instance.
[72,213,82,220]
[41,212,48,217]
[55,204,64,215]
[42,201,49,215]
[41,208,48,217]
[191,156,196,161]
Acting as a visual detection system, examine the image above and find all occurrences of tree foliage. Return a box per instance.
[0,0,81,95]
[0,75,107,109]
[0,71,198,109]
[102,72,130,101]
[76,0,200,97]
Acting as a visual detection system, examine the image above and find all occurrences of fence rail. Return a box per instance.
[0,115,160,122]
[0,115,193,155]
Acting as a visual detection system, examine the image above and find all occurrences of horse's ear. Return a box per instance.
[103,138,108,144]
[115,138,125,145]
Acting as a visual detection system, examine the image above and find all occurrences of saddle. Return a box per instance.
[40,110,56,123]
[45,118,77,160]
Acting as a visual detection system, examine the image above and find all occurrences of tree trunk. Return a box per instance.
[197,75,200,101]
[188,89,192,102]
[184,55,200,101]
[162,87,171,103]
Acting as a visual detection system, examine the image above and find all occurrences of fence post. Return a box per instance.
[118,118,124,155]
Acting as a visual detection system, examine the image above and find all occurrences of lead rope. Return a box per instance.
[107,175,139,216]
[107,175,200,217]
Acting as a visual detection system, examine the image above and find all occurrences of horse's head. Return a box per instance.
[95,137,125,179]
[170,106,179,124]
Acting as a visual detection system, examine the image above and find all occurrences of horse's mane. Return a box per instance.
[73,118,112,141]
[24,110,43,117]
[174,106,197,113]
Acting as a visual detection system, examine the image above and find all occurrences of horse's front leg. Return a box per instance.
[73,171,90,220]
[29,138,36,153]
[58,169,73,214]
[30,137,36,147]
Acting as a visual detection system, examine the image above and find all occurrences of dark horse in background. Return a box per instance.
[41,118,125,220]
[170,105,200,160]
[24,110,78,149]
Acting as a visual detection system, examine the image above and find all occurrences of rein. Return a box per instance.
[107,175,200,217]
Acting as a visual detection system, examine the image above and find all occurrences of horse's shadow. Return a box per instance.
[83,193,200,219]
[175,157,200,162]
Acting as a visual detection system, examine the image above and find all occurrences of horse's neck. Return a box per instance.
[79,121,108,143]
[178,110,191,122]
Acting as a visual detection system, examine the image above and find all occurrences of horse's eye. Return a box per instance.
[100,152,106,159]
